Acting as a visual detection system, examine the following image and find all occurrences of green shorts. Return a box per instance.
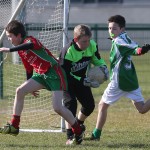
[32,65,68,91]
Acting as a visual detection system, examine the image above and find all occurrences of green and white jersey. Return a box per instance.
[110,32,140,91]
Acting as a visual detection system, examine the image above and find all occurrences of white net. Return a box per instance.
[0,0,69,132]
[0,1,11,35]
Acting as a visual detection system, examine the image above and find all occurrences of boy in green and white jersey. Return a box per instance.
[90,15,150,141]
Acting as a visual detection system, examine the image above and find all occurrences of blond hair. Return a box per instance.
[74,24,92,39]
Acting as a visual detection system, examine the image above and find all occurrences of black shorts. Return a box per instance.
[63,79,95,116]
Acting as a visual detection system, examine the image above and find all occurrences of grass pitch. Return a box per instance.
[0,52,150,149]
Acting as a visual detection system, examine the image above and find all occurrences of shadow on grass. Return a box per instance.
[81,140,150,149]
[1,142,150,150]
[107,143,150,149]
[0,142,101,149]
[0,143,53,149]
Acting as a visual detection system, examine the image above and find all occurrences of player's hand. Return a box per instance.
[141,44,150,54]
[99,65,109,81]
[83,77,91,87]
[0,47,10,52]
[83,77,100,88]
[31,90,40,97]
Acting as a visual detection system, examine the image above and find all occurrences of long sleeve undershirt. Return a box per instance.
[10,42,34,52]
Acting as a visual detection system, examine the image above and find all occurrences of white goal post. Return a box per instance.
[0,0,26,45]
[0,0,70,133]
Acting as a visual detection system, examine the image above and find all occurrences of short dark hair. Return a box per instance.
[108,15,126,28]
[5,20,26,37]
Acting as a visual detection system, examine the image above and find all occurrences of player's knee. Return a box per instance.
[53,108,60,115]
[81,104,95,116]
[98,101,109,111]
[135,102,147,114]
[16,86,26,97]
[53,105,62,115]
[137,109,146,114]
[98,102,103,110]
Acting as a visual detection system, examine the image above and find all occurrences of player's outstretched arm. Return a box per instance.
[0,47,10,52]
[0,43,33,53]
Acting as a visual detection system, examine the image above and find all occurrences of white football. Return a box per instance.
[87,66,105,84]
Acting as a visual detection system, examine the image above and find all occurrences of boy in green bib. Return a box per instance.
[60,24,109,145]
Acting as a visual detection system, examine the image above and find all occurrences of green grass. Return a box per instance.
[0,98,150,150]
[0,52,150,149]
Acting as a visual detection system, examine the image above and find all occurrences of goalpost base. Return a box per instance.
[20,128,66,133]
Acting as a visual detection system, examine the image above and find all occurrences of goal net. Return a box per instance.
[0,0,70,132]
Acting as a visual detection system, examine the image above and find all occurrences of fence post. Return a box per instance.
[0,51,3,99]
[93,24,98,43]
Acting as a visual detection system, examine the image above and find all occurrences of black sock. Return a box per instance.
[66,129,74,139]
[76,118,84,125]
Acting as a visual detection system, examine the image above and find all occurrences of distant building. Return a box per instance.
[69,0,150,24]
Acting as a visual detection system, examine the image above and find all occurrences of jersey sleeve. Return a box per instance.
[91,44,107,66]
[10,43,34,52]
[116,36,141,56]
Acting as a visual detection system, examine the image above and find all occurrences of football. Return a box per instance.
[87,66,105,85]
